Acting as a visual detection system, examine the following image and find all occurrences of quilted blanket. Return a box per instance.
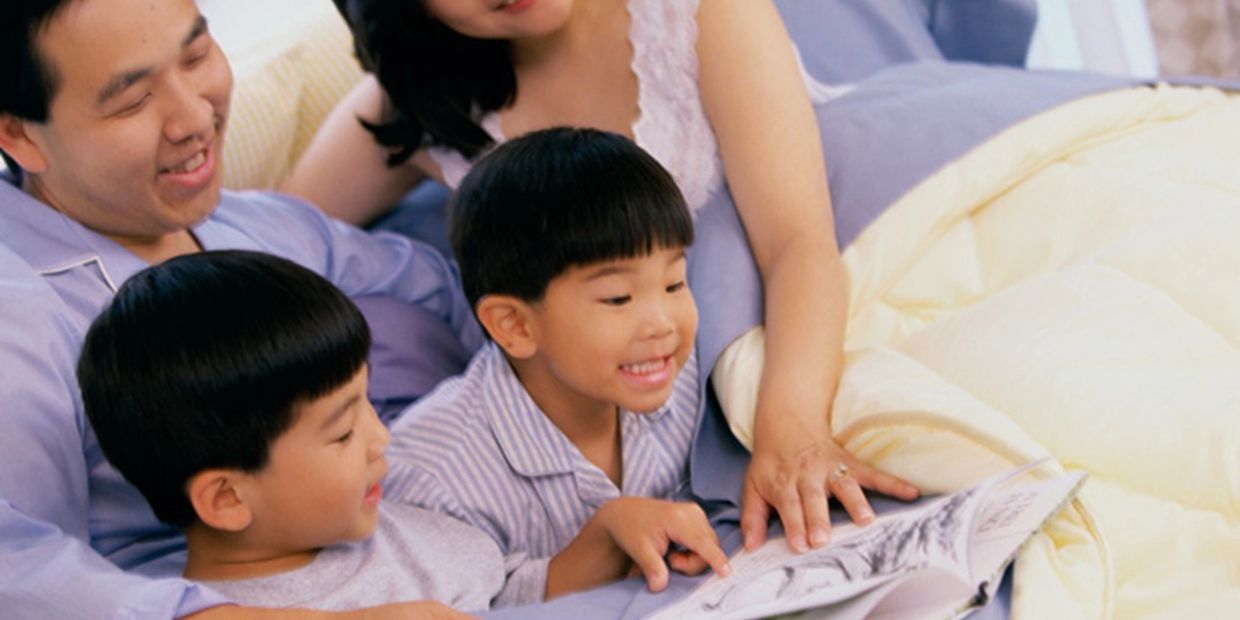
[716,84,1240,619]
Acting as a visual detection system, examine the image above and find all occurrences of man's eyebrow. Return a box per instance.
[95,16,208,106]
[96,68,152,106]
[319,393,362,431]
[183,15,209,47]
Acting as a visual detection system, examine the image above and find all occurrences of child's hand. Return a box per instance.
[596,497,732,592]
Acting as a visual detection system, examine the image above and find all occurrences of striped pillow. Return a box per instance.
[218,2,364,190]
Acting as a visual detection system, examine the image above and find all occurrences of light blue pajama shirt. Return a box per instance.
[385,342,702,603]
[0,172,480,619]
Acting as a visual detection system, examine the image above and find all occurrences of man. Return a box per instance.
[0,0,476,617]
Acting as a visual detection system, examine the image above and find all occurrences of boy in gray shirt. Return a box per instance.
[77,250,531,614]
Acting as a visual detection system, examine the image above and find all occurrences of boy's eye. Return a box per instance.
[334,430,354,444]
[666,280,686,293]
[600,295,632,306]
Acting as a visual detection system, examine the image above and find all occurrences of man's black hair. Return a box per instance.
[77,250,372,527]
[333,0,515,165]
[0,0,67,171]
[452,127,694,308]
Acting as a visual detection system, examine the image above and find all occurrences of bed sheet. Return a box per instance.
[690,62,1131,381]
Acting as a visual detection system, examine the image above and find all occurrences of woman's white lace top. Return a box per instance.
[427,0,718,214]
[625,0,721,214]
[427,0,840,215]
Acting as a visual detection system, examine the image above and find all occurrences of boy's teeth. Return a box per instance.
[622,358,667,375]
[169,151,205,174]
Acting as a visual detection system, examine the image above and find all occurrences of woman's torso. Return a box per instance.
[426,0,725,214]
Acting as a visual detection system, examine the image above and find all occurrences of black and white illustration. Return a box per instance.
[651,462,1085,620]
[686,488,979,618]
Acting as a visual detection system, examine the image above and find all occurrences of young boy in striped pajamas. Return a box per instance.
[387,128,732,602]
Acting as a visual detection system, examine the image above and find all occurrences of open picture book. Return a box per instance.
[650,460,1087,620]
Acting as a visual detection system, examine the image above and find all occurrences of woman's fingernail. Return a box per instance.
[810,529,830,547]
[792,536,809,553]
[858,510,875,524]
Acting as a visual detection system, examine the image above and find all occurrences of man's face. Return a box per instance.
[21,0,232,248]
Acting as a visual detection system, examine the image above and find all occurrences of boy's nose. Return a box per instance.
[366,404,390,460]
[640,307,676,340]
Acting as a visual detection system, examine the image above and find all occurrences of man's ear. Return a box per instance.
[476,294,538,359]
[187,469,254,533]
[0,115,48,173]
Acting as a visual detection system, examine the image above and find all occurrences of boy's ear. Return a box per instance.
[0,116,48,173]
[476,294,538,359]
[187,470,254,533]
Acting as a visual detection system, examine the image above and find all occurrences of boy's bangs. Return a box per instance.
[452,127,695,306]
[552,193,694,269]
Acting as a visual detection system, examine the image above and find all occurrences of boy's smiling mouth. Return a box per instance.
[618,354,677,390]
[363,461,387,507]
[620,356,669,376]
[363,481,383,507]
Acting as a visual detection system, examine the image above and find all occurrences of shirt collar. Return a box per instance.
[0,172,250,290]
[0,172,106,275]
[478,342,681,480]
[479,343,579,479]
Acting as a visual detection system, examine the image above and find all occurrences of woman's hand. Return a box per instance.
[741,414,919,552]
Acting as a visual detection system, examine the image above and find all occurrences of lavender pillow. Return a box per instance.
[775,0,1037,84]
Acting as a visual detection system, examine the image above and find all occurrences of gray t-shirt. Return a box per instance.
[200,502,506,612]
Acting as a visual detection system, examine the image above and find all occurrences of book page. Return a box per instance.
[967,472,1087,586]
[649,462,1084,620]
[798,568,972,620]
[649,487,987,620]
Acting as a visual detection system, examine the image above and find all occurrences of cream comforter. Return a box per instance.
[715,85,1240,619]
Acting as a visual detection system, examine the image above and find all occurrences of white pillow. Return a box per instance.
[220,45,305,189]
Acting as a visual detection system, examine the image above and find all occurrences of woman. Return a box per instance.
[284,0,920,554]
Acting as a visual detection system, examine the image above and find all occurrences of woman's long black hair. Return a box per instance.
[335,0,517,165]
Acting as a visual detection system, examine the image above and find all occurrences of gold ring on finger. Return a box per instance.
[828,462,852,485]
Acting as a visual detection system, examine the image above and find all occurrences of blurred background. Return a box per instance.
[1147,0,1240,78]
[1028,0,1240,80]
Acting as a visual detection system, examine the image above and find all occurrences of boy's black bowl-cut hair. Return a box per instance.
[78,250,371,527]
[452,127,694,308]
